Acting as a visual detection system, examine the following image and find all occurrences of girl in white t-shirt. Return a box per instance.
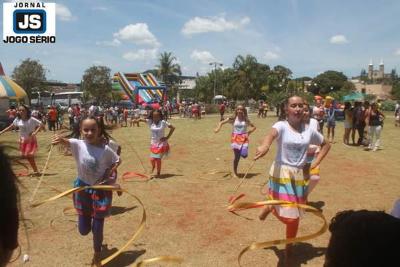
[214,105,256,177]
[255,96,331,260]
[136,109,175,177]
[0,105,43,175]
[52,116,120,266]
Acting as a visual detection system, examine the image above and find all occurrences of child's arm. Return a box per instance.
[51,134,70,147]
[30,122,44,137]
[254,128,278,160]
[248,121,256,135]
[310,139,331,170]
[0,123,15,135]
[214,118,231,133]
[161,124,175,142]
[133,118,147,125]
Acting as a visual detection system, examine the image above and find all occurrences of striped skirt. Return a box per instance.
[268,162,308,219]
[73,179,112,219]
[231,133,249,158]
[150,141,170,159]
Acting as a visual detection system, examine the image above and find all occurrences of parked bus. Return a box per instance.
[54,91,83,106]
[31,91,53,106]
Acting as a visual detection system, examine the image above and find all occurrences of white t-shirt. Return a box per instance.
[233,117,247,134]
[69,139,119,185]
[312,106,324,120]
[13,117,42,139]
[88,105,96,115]
[68,107,74,118]
[31,110,39,118]
[308,118,320,132]
[107,139,120,154]
[273,121,324,167]
[147,119,170,144]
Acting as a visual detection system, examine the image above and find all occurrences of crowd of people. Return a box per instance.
[311,98,392,151]
[1,95,400,266]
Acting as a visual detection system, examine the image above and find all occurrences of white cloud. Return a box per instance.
[395,48,400,56]
[182,15,250,36]
[56,3,74,21]
[264,51,280,60]
[114,23,160,47]
[190,50,216,64]
[96,39,121,47]
[123,48,158,61]
[330,35,348,44]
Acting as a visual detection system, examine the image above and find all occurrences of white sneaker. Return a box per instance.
[372,147,378,152]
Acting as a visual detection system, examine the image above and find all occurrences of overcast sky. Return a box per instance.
[1,0,399,82]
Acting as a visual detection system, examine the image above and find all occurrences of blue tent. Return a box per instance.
[342,92,365,102]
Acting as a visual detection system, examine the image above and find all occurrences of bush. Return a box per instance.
[380,100,396,111]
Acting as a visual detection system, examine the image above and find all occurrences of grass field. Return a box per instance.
[4,112,400,267]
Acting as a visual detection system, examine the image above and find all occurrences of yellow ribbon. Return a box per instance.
[134,256,184,266]
[228,200,328,267]
[29,144,54,203]
[31,185,182,266]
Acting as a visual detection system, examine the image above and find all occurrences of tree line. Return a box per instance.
[10,54,398,106]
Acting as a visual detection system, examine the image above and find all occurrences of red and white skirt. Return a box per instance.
[19,136,38,157]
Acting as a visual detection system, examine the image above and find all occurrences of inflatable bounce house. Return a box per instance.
[112,72,167,108]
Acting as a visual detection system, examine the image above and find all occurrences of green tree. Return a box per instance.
[232,54,269,102]
[233,55,257,101]
[273,65,292,83]
[312,70,348,94]
[12,58,47,104]
[360,69,368,83]
[392,82,400,99]
[391,69,398,82]
[81,66,112,104]
[193,75,213,103]
[156,52,182,98]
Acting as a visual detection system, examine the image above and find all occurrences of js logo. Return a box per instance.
[14,10,46,34]
[3,2,56,44]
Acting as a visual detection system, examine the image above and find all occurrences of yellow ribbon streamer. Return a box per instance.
[30,144,54,203]
[134,256,184,266]
[31,185,182,266]
[228,200,328,267]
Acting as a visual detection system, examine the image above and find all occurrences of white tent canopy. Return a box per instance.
[213,95,226,100]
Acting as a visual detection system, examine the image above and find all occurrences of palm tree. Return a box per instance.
[232,54,258,102]
[156,52,182,97]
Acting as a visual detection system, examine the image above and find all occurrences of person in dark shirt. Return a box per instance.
[0,145,19,266]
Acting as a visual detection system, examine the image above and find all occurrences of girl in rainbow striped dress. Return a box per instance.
[136,109,175,177]
[255,96,330,260]
[214,105,256,178]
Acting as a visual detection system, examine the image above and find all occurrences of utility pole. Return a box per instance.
[209,62,223,99]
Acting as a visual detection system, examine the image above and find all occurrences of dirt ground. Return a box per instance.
[5,112,400,267]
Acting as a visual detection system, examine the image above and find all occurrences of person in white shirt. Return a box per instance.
[88,104,97,116]
[312,101,325,134]
[255,96,331,261]
[214,105,256,178]
[52,116,120,266]
[67,105,74,129]
[135,109,175,177]
[0,105,43,175]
